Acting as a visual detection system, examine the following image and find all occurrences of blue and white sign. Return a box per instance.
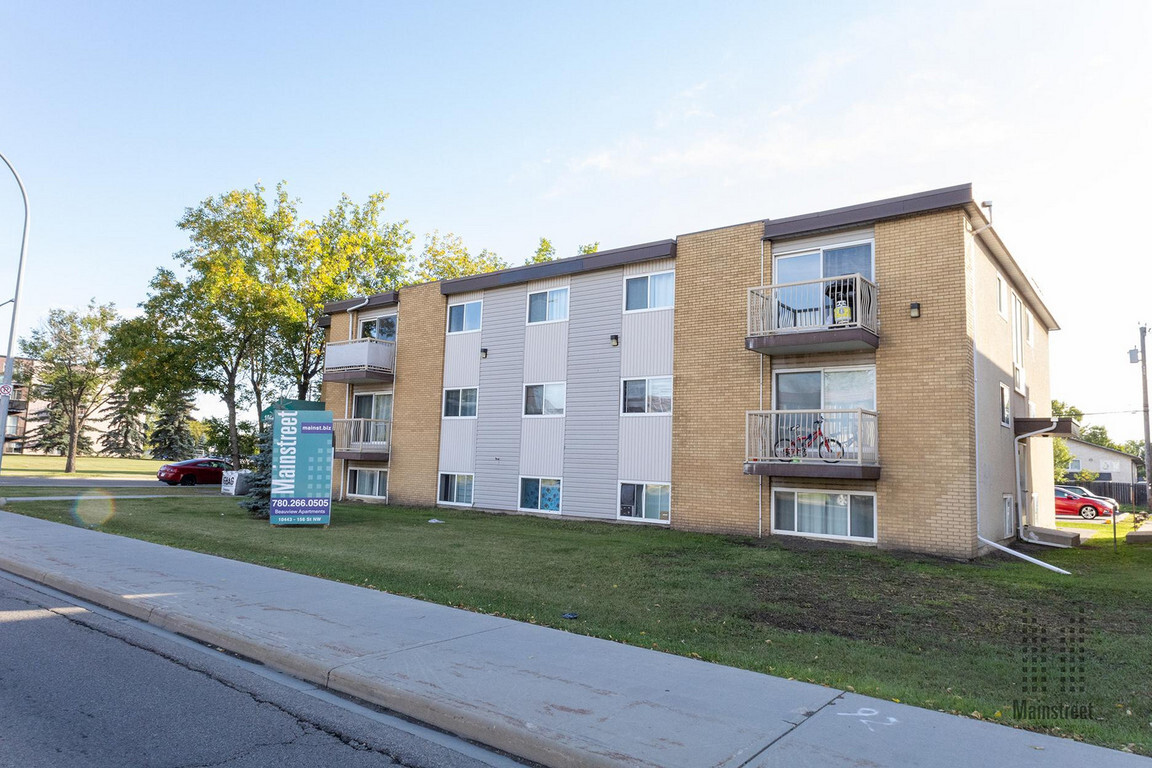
[270,409,334,526]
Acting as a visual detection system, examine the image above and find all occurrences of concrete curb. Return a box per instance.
[0,553,674,768]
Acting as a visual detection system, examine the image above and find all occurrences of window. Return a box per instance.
[439,473,473,505]
[775,242,873,283]
[4,414,18,436]
[527,287,569,323]
[1002,495,1014,539]
[996,275,1008,319]
[359,314,397,342]
[624,271,675,311]
[520,477,561,512]
[1069,458,1082,473]
[619,483,670,522]
[1012,295,1026,393]
[773,489,875,542]
[999,383,1011,427]
[447,301,482,333]
[348,468,388,499]
[622,377,672,414]
[443,388,478,418]
[772,242,873,329]
[524,383,565,416]
[1026,310,1034,346]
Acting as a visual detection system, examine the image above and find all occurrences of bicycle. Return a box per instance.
[773,417,845,463]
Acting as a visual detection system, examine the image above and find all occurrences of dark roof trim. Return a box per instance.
[762,184,973,241]
[440,240,676,295]
[323,291,399,315]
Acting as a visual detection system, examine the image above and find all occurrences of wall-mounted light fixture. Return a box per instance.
[610,334,619,347]
[909,302,921,319]
[480,348,488,359]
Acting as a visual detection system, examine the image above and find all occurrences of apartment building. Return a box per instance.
[1,356,36,454]
[320,184,1071,559]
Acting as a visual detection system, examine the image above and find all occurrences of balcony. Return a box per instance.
[746,274,879,355]
[6,386,27,412]
[744,409,880,480]
[323,338,396,384]
[333,419,391,461]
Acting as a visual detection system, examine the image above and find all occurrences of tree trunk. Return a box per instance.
[225,370,240,470]
[65,417,80,473]
[297,372,311,401]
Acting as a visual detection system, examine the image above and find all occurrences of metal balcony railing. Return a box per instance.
[332,418,391,455]
[324,338,396,374]
[6,386,27,412]
[748,274,878,337]
[746,409,879,465]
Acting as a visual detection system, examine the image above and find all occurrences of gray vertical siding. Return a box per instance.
[618,416,672,483]
[474,285,527,510]
[523,322,568,382]
[519,418,565,478]
[620,309,674,377]
[438,419,476,473]
[562,270,623,519]
[443,333,481,388]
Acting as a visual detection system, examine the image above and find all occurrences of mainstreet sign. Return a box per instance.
[270,409,334,526]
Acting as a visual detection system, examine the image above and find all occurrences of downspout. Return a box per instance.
[1016,418,1057,541]
[758,238,765,538]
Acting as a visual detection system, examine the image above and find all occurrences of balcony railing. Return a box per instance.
[324,338,396,375]
[6,386,27,412]
[746,409,879,465]
[748,274,878,337]
[333,418,391,456]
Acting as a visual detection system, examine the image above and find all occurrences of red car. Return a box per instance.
[157,458,232,486]
[1054,487,1112,519]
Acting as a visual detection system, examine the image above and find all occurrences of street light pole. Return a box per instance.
[0,150,30,474]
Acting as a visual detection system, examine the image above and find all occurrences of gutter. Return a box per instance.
[997,416,1071,573]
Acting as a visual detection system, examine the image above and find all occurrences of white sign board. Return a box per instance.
[221,471,252,496]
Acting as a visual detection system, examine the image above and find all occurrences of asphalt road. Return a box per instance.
[0,573,527,768]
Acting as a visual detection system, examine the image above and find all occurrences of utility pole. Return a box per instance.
[1141,325,1151,509]
[0,151,30,475]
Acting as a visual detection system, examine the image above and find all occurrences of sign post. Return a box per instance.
[270,409,334,526]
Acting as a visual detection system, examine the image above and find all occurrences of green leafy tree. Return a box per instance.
[1074,469,1100,483]
[1079,424,1119,451]
[414,231,508,282]
[20,301,117,472]
[577,242,600,255]
[1053,437,1073,483]
[150,391,196,461]
[100,388,146,457]
[26,402,90,456]
[243,424,273,519]
[202,416,256,459]
[1051,400,1084,421]
[527,237,556,264]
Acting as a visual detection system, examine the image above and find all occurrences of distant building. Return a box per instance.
[1,356,113,455]
[1065,438,1140,484]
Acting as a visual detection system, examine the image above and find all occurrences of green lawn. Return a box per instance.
[1,454,167,477]
[5,496,1151,755]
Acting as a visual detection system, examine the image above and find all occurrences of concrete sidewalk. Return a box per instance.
[0,510,1146,768]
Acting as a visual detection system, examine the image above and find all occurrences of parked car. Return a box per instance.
[1056,485,1119,510]
[157,458,232,486]
[1054,487,1113,519]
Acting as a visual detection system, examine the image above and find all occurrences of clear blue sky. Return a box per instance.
[1,1,1150,438]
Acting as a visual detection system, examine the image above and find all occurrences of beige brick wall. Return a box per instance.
[874,209,978,558]
[671,222,767,535]
[388,282,447,506]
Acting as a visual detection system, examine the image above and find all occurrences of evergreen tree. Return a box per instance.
[100,389,146,457]
[150,392,196,461]
[243,423,273,519]
[26,402,84,456]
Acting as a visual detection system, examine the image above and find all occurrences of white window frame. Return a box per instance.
[525,287,569,325]
[996,275,1008,320]
[617,481,671,524]
[518,476,562,514]
[1026,309,1034,347]
[620,376,673,415]
[772,238,875,283]
[622,270,675,313]
[771,365,877,411]
[1002,495,1014,539]
[358,311,398,341]
[999,382,1012,428]
[443,387,478,419]
[523,382,566,417]
[1012,294,1027,395]
[1068,458,1082,473]
[346,467,388,501]
[446,300,483,334]
[770,487,877,544]
[438,473,474,507]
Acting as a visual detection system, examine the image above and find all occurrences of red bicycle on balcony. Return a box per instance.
[773,417,845,463]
